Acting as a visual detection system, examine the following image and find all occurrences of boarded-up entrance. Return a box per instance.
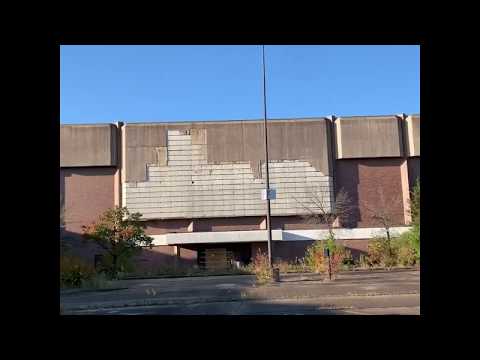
[198,248,232,271]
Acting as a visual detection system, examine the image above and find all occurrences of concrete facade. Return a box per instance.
[124,130,333,219]
[404,115,420,157]
[60,114,420,268]
[60,124,118,167]
[334,115,404,159]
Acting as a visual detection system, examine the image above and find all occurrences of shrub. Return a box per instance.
[367,237,398,268]
[396,245,417,266]
[367,234,419,268]
[274,259,309,273]
[304,241,326,273]
[60,255,95,288]
[329,251,346,276]
[250,249,272,284]
[304,235,347,278]
[80,272,114,290]
[392,234,418,267]
[341,249,355,271]
[96,251,137,278]
[359,254,370,269]
[274,260,290,274]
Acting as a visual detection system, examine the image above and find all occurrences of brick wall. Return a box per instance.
[335,158,406,228]
[61,167,116,234]
[61,167,116,265]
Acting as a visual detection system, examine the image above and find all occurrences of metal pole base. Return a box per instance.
[272,268,280,282]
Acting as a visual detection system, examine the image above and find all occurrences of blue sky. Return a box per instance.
[60,45,419,124]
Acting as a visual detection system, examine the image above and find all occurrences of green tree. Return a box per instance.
[82,207,153,278]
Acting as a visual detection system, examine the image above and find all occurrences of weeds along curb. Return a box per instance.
[120,272,253,281]
[98,267,418,282]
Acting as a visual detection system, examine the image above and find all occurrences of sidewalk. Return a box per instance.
[61,269,419,313]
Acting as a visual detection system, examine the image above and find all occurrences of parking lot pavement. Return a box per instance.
[61,269,419,315]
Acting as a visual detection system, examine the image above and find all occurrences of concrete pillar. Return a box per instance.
[173,245,181,269]
[114,122,124,208]
[260,218,266,230]
[400,159,412,225]
[120,122,127,208]
[173,245,180,256]
[397,114,412,225]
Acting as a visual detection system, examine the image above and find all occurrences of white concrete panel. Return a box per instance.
[126,131,334,219]
[162,227,411,245]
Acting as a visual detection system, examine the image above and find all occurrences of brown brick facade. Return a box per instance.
[193,217,264,232]
[271,216,329,230]
[133,245,197,272]
[61,167,116,234]
[335,158,406,228]
[61,167,117,265]
[145,219,192,235]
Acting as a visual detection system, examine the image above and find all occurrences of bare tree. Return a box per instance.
[295,187,354,238]
[363,186,404,256]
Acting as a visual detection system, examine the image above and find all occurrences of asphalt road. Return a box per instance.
[69,294,420,315]
[62,269,420,315]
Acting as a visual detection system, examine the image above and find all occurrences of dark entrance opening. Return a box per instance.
[197,243,252,270]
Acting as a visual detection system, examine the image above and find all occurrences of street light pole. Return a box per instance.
[261,45,274,270]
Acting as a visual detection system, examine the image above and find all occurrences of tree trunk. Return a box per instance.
[386,227,392,257]
[112,255,118,278]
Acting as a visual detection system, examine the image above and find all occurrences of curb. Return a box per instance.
[60,287,129,296]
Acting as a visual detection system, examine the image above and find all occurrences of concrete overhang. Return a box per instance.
[150,227,411,246]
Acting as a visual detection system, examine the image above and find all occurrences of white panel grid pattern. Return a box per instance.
[125,130,333,219]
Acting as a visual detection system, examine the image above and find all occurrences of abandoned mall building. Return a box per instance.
[60,114,420,270]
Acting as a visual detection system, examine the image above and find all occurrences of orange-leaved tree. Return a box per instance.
[82,207,153,278]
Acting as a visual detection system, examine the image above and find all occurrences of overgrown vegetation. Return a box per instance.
[361,180,420,269]
[364,234,419,269]
[80,272,115,290]
[82,207,153,279]
[304,234,350,279]
[249,249,273,284]
[60,255,96,288]
[407,179,420,260]
[363,179,420,268]
[123,264,251,279]
[274,258,309,274]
